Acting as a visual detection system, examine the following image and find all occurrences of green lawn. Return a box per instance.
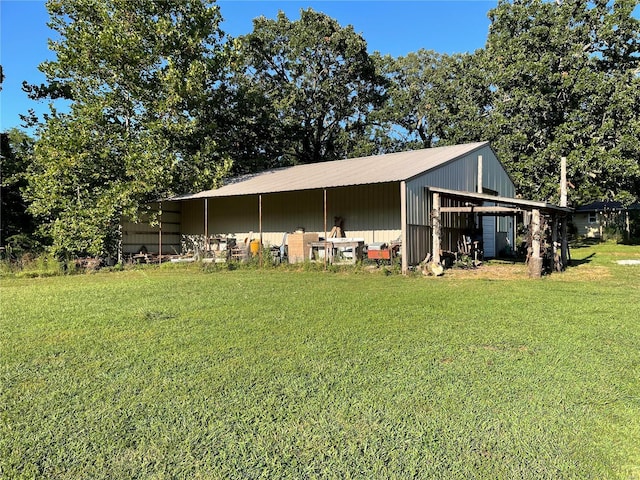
[2,243,640,479]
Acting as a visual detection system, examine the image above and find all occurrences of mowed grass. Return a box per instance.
[1,244,640,479]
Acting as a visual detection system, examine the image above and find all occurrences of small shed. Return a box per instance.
[143,141,523,272]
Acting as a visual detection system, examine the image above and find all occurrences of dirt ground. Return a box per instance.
[442,259,612,281]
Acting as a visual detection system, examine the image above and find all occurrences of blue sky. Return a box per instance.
[0,0,496,133]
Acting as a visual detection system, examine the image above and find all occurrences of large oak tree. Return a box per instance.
[26,0,231,257]
[224,9,388,173]
[485,0,640,204]
[374,49,491,151]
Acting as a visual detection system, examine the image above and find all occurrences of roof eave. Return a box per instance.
[427,186,573,214]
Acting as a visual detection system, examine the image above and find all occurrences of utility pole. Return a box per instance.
[560,156,567,208]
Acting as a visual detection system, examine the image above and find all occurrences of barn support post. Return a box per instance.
[323,188,328,270]
[561,215,569,269]
[528,208,543,278]
[117,223,123,264]
[552,215,560,272]
[477,155,483,193]
[432,192,441,265]
[560,157,567,208]
[203,198,208,257]
[158,201,163,263]
[259,194,263,267]
[625,210,631,241]
[400,181,408,275]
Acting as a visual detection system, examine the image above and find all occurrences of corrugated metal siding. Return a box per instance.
[407,225,430,265]
[403,145,516,263]
[181,199,205,235]
[481,144,515,198]
[325,183,401,243]
[180,184,401,248]
[406,152,475,226]
[406,144,514,226]
[260,190,324,234]
[122,202,181,255]
[209,195,261,234]
[482,215,496,257]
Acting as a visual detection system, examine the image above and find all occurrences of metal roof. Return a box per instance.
[170,142,489,200]
[575,201,640,212]
[428,187,574,214]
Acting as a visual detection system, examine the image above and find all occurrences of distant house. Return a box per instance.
[573,201,639,239]
[123,141,570,272]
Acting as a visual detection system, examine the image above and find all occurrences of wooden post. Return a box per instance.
[560,157,569,270]
[560,156,567,208]
[117,223,123,264]
[477,155,483,193]
[432,192,441,265]
[552,215,560,272]
[625,210,631,241]
[528,208,542,278]
[561,215,569,270]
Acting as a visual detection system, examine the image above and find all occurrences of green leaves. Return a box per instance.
[27,0,231,257]
[0,130,37,248]
[374,0,639,205]
[376,50,491,150]
[225,8,387,171]
[485,0,640,204]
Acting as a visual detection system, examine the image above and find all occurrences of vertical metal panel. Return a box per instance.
[122,202,181,255]
[431,192,441,264]
[206,195,261,234]
[180,199,204,234]
[483,215,496,257]
[178,183,402,249]
[326,182,400,241]
[323,188,327,240]
[401,181,407,273]
[204,198,208,238]
[406,225,430,265]
[480,145,515,197]
[261,190,324,234]
[406,145,514,227]
[404,145,516,264]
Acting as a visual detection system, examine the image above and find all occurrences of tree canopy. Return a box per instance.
[485,0,640,204]
[224,9,387,173]
[25,0,231,257]
[374,49,491,151]
[1,129,37,250]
